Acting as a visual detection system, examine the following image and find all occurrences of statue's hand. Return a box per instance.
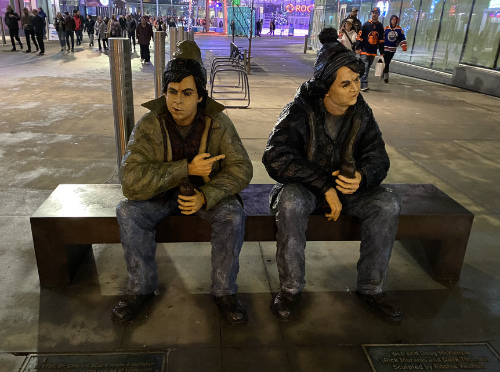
[188,153,225,177]
[178,189,205,215]
[324,187,342,222]
[333,170,362,195]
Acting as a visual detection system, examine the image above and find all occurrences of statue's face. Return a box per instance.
[165,75,202,126]
[324,66,360,114]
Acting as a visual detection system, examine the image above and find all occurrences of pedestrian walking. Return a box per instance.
[119,15,126,36]
[136,16,153,64]
[230,20,235,42]
[85,14,95,47]
[4,5,23,51]
[107,14,122,37]
[54,12,66,51]
[383,15,407,83]
[94,16,107,52]
[73,10,83,45]
[355,7,384,91]
[64,11,75,52]
[269,20,275,35]
[126,15,137,51]
[31,9,45,55]
[38,7,47,38]
[338,19,357,50]
[341,7,362,34]
[21,7,38,53]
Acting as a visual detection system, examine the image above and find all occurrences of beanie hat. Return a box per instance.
[164,40,207,89]
[313,28,364,84]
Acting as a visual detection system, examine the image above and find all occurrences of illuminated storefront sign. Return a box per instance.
[489,0,500,8]
[285,3,314,12]
[376,1,389,17]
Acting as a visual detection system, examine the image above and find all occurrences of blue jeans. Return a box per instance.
[274,183,401,295]
[116,193,246,296]
[360,54,375,88]
[57,30,66,48]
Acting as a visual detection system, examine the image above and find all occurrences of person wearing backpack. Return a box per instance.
[107,14,122,37]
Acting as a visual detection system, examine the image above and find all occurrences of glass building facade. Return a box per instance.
[310,0,500,72]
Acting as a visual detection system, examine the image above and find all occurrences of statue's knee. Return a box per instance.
[383,191,402,218]
[277,188,309,219]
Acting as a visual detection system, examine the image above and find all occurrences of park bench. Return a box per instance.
[30,183,474,288]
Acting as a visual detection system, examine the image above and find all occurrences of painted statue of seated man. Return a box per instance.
[112,40,253,324]
[262,28,403,323]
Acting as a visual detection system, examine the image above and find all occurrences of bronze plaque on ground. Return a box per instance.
[363,343,500,371]
[20,351,166,372]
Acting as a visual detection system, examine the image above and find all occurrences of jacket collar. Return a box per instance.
[141,95,225,119]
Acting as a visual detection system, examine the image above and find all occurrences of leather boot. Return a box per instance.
[213,294,248,325]
[111,292,155,323]
[270,291,301,322]
[356,291,403,323]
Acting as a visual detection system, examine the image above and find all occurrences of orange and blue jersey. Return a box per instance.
[356,19,385,56]
[384,25,407,53]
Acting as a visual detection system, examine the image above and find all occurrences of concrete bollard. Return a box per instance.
[0,18,6,46]
[154,30,166,98]
[108,38,135,172]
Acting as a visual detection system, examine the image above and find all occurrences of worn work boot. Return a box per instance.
[214,294,248,325]
[270,291,302,322]
[356,292,403,324]
[383,72,389,83]
[111,292,155,323]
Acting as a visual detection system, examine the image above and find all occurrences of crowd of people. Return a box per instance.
[3,9,186,63]
[338,6,407,89]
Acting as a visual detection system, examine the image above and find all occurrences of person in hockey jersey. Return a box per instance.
[355,7,385,91]
[383,15,407,83]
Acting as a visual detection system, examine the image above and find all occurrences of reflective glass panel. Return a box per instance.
[461,0,500,69]
[396,0,420,62]
[410,0,444,68]
[431,0,473,72]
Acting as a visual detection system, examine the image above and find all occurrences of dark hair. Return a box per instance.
[162,71,208,107]
[324,60,363,91]
[318,27,338,44]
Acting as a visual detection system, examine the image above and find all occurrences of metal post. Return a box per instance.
[154,30,166,98]
[169,26,177,59]
[140,0,144,18]
[109,0,112,18]
[303,34,308,53]
[108,38,135,172]
[0,18,6,46]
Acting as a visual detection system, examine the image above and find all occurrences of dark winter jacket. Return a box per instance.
[126,18,136,33]
[136,22,153,45]
[32,14,45,33]
[262,80,389,204]
[54,16,65,32]
[85,18,95,34]
[4,10,20,30]
[64,14,75,32]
